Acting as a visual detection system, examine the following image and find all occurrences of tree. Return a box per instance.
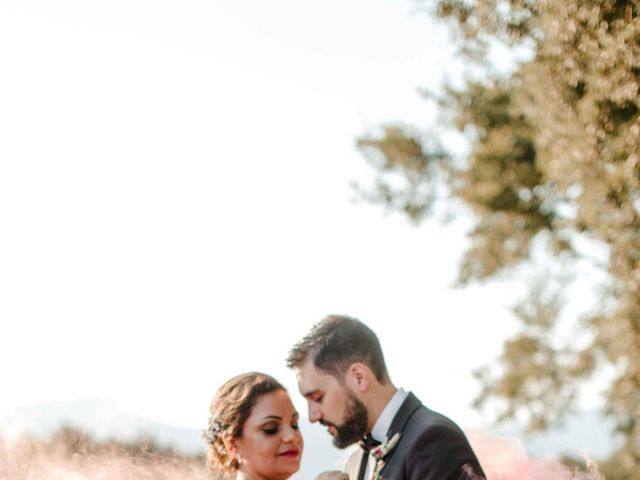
[356,0,640,474]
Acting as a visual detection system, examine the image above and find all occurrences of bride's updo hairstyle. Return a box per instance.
[204,372,285,474]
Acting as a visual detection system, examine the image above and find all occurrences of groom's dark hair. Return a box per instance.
[286,314,390,383]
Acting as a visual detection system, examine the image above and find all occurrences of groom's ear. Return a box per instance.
[345,362,371,392]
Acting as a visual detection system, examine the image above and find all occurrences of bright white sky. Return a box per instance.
[0,0,520,431]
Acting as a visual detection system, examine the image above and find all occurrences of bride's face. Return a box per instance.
[233,389,304,480]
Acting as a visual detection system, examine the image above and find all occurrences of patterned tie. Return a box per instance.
[359,433,381,452]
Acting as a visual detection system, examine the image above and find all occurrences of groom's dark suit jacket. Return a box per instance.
[345,393,485,480]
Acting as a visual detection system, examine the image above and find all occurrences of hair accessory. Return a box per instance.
[203,419,223,442]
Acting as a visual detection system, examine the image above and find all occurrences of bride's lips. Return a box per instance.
[279,449,300,458]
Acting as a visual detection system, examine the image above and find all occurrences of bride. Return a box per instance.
[204,372,347,480]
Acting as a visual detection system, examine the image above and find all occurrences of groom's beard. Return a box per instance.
[324,391,368,449]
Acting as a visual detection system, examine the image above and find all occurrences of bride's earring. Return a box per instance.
[236,453,243,465]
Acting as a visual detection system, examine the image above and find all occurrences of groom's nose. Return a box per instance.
[308,404,322,423]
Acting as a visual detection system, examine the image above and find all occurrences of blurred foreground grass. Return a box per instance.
[0,427,213,480]
[0,427,611,480]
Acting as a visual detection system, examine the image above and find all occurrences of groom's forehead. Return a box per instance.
[294,360,318,387]
[296,360,338,393]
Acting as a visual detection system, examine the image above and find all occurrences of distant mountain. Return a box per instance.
[496,410,624,461]
[0,397,204,455]
[0,398,621,478]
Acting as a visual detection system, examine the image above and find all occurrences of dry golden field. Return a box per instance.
[0,428,605,480]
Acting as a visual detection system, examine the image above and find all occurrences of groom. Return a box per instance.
[287,315,485,480]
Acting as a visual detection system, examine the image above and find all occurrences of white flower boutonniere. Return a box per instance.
[370,432,401,480]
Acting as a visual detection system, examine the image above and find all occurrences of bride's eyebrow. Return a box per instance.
[260,413,299,421]
[260,415,283,421]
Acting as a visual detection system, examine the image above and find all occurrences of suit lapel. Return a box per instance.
[387,392,421,439]
[372,392,421,479]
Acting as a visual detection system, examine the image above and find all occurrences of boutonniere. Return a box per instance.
[370,432,401,479]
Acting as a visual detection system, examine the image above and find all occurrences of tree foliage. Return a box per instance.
[357,0,640,473]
